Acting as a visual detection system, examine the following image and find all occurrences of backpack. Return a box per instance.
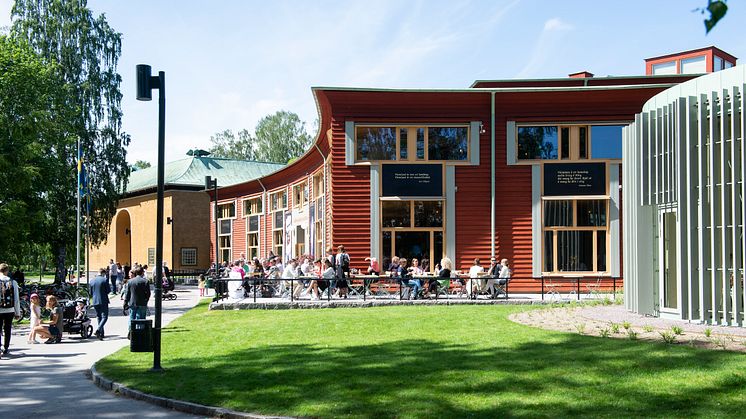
[0,279,15,309]
[340,253,350,273]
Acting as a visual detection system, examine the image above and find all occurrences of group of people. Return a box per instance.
[213,245,352,300]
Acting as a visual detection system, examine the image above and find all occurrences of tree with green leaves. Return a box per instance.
[208,111,312,164]
[254,111,312,164]
[208,129,255,160]
[0,35,71,267]
[131,160,152,171]
[699,1,728,33]
[11,0,130,281]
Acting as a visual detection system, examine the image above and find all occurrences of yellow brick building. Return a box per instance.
[88,154,284,272]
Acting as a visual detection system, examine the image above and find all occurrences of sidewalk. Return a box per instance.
[0,287,203,419]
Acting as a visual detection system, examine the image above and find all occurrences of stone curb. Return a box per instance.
[88,365,291,419]
[209,298,555,311]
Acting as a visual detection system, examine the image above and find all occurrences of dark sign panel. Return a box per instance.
[544,163,606,196]
[382,164,442,197]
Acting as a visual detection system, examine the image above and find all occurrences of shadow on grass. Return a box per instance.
[97,334,746,418]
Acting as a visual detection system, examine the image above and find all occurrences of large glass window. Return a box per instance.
[293,181,308,209]
[381,199,444,271]
[543,199,609,273]
[243,197,262,216]
[270,190,287,211]
[181,248,197,266]
[428,127,468,160]
[590,125,623,159]
[518,124,625,161]
[356,127,396,161]
[517,126,558,160]
[355,125,469,162]
[247,215,260,260]
[382,201,411,228]
[414,201,443,227]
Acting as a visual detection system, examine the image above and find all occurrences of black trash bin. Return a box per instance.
[130,319,153,352]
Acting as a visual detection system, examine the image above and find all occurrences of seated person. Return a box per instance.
[33,295,63,344]
[365,257,380,275]
[466,258,483,298]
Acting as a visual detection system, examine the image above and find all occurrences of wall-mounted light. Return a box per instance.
[479,122,486,134]
[124,228,130,235]
[167,217,173,225]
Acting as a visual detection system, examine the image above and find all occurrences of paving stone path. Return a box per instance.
[0,287,203,419]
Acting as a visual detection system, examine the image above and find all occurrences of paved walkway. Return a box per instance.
[0,287,203,419]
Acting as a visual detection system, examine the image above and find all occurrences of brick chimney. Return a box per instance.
[568,71,594,78]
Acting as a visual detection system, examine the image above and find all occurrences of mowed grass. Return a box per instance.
[96,302,746,418]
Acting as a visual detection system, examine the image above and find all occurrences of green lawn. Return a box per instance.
[96,302,746,418]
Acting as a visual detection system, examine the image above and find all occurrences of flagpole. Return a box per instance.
[86,163,90,288]
[76,139,81,286]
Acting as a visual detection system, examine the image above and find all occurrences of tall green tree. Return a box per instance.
[11,0,130,281]
[0,35,71,267]
[253,111,312,164]
[208,111,312,164]
[208,129,255,160]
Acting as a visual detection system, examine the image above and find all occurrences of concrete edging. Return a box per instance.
[88,365,290,419]
[209,298,555,310]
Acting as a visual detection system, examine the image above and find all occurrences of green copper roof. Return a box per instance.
[125,157,285,194]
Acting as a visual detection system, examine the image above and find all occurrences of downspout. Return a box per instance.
[257,178,267,257]
[491,91,496,258]
[314,143,327,254]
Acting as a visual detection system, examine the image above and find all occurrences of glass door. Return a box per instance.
[660,210,678,311]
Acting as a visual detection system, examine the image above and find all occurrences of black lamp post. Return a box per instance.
[136,64,165,372]
[205,176,219,280]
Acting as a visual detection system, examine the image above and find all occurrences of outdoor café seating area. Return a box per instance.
[208,274,620,309]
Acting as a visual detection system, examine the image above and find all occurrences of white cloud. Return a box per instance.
[544,17,574,32]
[516,17,575,78]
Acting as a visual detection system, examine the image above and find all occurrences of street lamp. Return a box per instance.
[205,176,219,281]
[136,64,165,372]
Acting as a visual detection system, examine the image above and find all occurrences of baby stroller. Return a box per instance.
[63,297,93,339]
[161,277,177,300]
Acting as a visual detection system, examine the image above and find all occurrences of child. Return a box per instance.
[198,274,206,297]
[27,294,42,344]
[74,300,87,321]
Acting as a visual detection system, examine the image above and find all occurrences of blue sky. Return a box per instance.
[1,0,744,164]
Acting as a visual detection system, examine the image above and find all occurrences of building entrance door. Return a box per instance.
[659,210,678,312]
[382,230,443,270]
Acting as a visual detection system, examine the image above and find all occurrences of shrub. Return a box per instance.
[642,325,654,333]
[622,321,631,330]
[659,331,677,344]
[599,327,611,338]
[704,328,712,338]
[575,323,586,335]
[610,323,620,334]
[671,325,683,335]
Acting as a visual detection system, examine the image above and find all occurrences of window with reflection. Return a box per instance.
[518,124,625,161]
[543,199,609,273]
[428,127,468,160]
[414,201,443,227]
[590,125,623,159]
[382,201,411,228]
[356,127,396,161]
[517,126,558,160]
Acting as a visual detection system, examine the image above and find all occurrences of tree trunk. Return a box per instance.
[54,245,66,284]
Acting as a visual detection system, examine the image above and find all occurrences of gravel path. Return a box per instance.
[510,304,746,352]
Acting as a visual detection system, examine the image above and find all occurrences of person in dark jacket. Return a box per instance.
[89,268,111,340]
[124,266,151,335]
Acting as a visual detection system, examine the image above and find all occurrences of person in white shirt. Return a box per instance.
[0,263,21,357]
[498,259,511,283]
[466,258,484,298]
[282,259,303,298]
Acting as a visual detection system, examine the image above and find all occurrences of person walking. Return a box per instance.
[90,268,111,340]
[108,259,118,294]
[0,263,21,358]
[124,266,150,338]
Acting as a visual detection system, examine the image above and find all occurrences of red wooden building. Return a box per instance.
[209,48,734,292]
